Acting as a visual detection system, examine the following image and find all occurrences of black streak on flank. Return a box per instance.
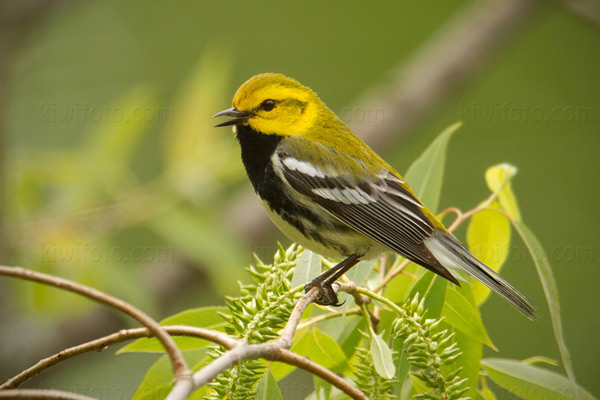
[234,124,352,252]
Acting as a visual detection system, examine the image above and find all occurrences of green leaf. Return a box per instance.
[344,259,376,287]
[392,341,411,396]
[443,329,482,400]
[513,221,578,394]
[119,306,228,353]
[313,375,332,400]
[383,262,418,305]
[132,349,208,400]
[291,249,322,289]
[485,163,521,221]
[270,327,351,380]
[467,202,511,305]
[478,385,497,400]
[255,369,284,400]
[405,121,461,213]
[482,358,597,400]
[307,329,351,374]
[408,271,447,319]
[319,314,364,358]
[369,328,396,379]
[269,327,309,381]
[442,285,496,349]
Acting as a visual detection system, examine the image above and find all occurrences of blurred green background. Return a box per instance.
[1,1,598,398]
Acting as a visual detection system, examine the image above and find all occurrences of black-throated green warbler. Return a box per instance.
[214,73,537,320]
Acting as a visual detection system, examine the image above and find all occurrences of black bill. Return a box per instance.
[212,107,254,127]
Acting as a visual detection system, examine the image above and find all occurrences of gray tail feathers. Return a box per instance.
[425,231,538,321]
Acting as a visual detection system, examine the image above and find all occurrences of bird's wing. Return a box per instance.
[275,138,458,284]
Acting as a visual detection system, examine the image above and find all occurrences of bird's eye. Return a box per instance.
[260,99,276,111]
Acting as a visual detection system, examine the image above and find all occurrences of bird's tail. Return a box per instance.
[425,231,538,320]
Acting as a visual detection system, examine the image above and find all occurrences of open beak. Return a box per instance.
[212,107,254,127]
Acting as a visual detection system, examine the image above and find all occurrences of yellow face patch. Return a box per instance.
[231,73,321,136]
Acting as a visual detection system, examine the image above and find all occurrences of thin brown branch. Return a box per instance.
[275,349,368,400]
[0,389,96,400]
[277,286,318,348]
[0,326,234,390]
[297,308,361,330]
[1,267,366,399]
[3,321,366,400]
[0,266,192,385]
[373,258,412,293]
[165,285,367,400]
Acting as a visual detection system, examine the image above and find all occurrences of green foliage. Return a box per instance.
[120,124,593,400]
[512,221,579,394]
[353,341,397,400]
[404,121,461,214]
[481,358,596,400]
[466,202,510,306]
[206,244,302,400]
[392,294,469,400]
[119,306,229,353]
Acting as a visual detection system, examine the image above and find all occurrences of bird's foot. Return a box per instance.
[304,279,344,306]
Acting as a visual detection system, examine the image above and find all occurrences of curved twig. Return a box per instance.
[0,326,233,390]
[0,389,96,400]
[2,286,366,400]
[0,266,192,388]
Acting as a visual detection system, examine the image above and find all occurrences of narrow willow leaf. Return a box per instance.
[131,354,173,400]
[512,221,578,394]
[405,121,461,213]
[392,341,411,396]
[269,327,310,381]
[119,306,228,353]
[409,373,431,396]
[445,329,481,399]
[369,328,396,379]
[307,329,351,374]
[313,375,332,400]
[291,249,322,289]
[479,386,497,400]
[132,349,208,400]
[254,369,284,400]
[485,163,521,221]
[408,271,447,319]
[278,328,350,376]
[344,259,376,287]
[467,202,511,305]
[442,285,496,350]
[482,358,597,400]
[319,314,364,358]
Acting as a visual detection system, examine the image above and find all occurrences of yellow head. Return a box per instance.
[214,73,323,136]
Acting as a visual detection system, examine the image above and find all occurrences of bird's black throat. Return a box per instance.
[234,124,283,194]
[234,124,342,248]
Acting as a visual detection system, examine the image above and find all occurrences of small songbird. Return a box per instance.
[214,73,537,320]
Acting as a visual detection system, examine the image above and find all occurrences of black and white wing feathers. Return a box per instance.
[275,140,459,284]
